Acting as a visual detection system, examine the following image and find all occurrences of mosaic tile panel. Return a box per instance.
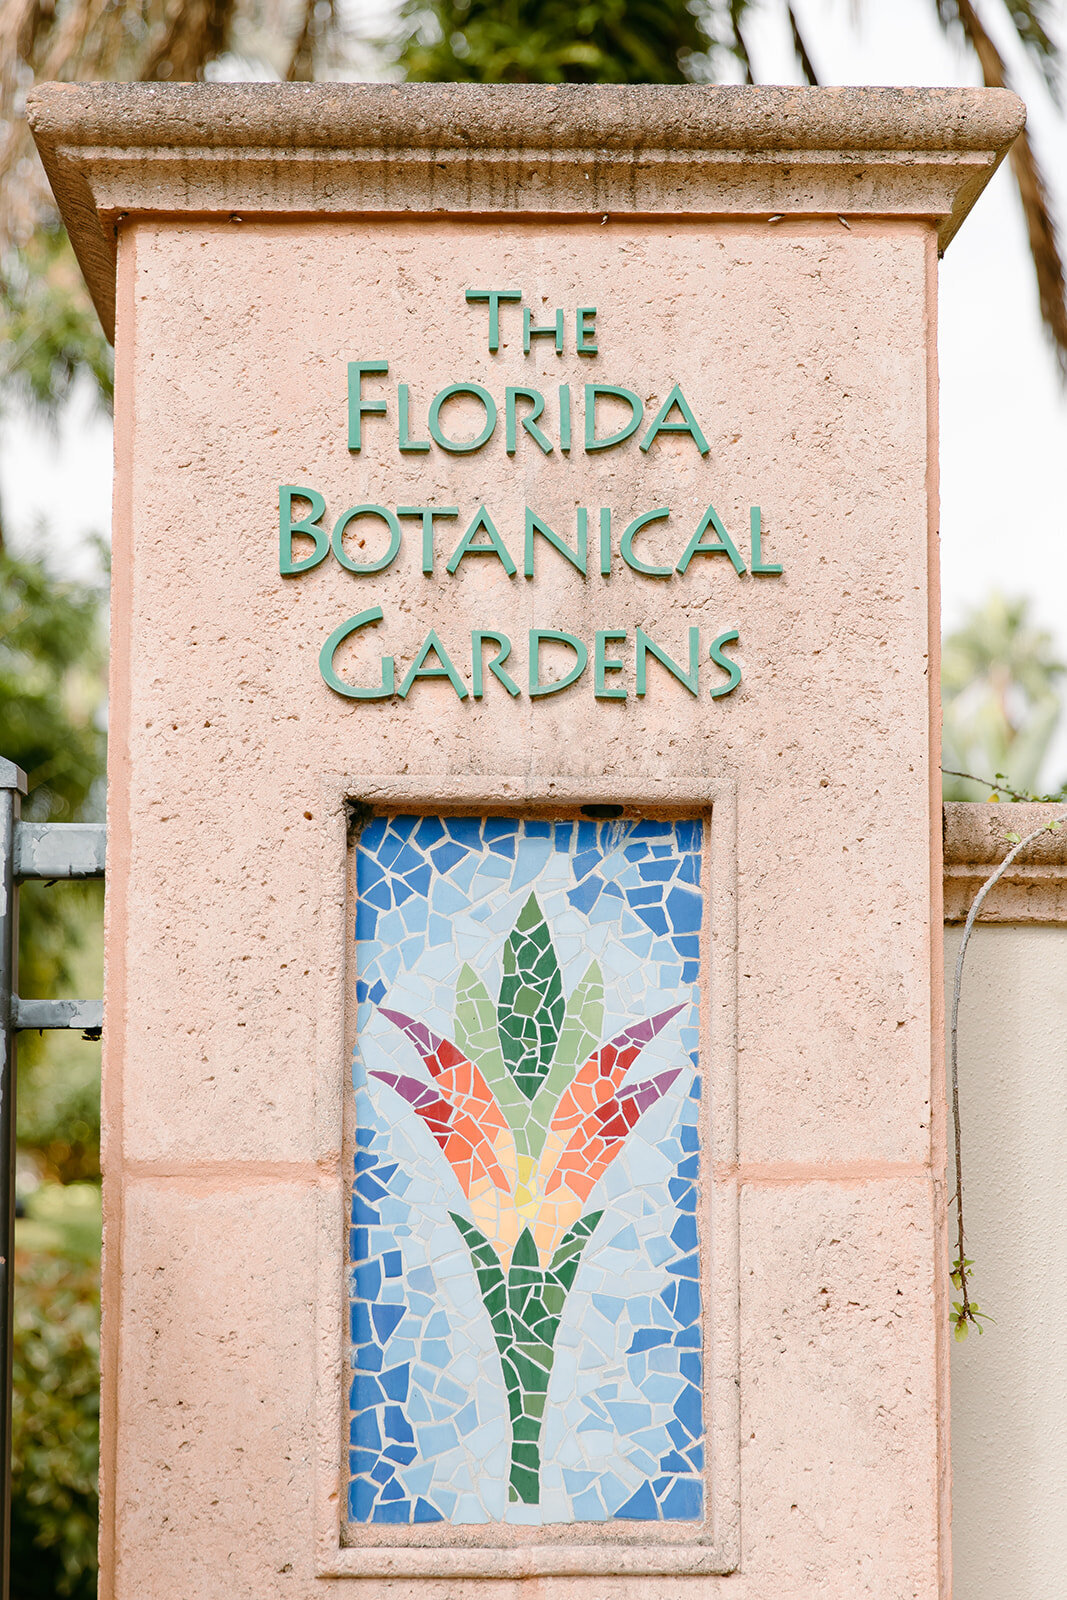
[348,816,706,1527]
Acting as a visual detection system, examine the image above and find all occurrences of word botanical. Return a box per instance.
[280,494,779,580]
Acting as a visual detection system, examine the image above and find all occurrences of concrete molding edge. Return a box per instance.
[27,82,1024,343]
[943,801,1067,924]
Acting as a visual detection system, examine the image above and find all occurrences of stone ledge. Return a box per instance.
[28,82,1023,342]
[943,802,1067,924]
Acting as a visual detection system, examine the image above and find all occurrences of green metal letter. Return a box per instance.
[621,509,673,577]
[331,505,402,574]
[319,607,395,700]
[505,389,553,455]
[749,506,783,575]
[472,631,521,698]
[708,629,742,698]
[528,630,588,697]
[465,289,522,352]
[639,385,710,455]
[576,307,598,355]
[594,630,627,699]
[397,506,459,576]
[279,485,329,575]
[428,384,498,453]
[599,508,612,576]
[347,361,388,452]
[676,505,746,576]
[584,385,643,452]
[447,507,517,576]
[398,384,430,453]
[523,308,564,354]
[398,630,469,700]
[524,508,587,578]
[635,626,700,696]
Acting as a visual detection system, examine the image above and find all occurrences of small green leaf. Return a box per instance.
[1004,831,1021,844]
[497,894,565,1101]
[527,961,605,1152]
[454,964,530,1134]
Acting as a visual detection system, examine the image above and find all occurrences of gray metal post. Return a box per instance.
[0,760,26,1600]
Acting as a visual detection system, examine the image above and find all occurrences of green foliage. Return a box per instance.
[0,549,105,822]
[452,1210,602,1502]
[497,894,565,1100]
[397,0,711,83]
[18,1026,102,1185]
[950,1255,993,1341]
[942,593,1066,801]
[454,963,531,1130]
[0,548,106,1009]
[0,228,113,419]
[11,1248,100,1600]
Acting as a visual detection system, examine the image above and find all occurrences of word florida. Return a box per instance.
[318,612,743,703]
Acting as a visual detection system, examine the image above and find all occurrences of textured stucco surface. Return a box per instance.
[943,801,1067,922]
[946,924,1067,1600]
[27,82,1022,339]
[96,205,947,1597]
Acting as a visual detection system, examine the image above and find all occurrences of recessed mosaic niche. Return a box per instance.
[347,815,706,1529]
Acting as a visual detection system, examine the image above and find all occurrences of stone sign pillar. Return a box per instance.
[32,82,1021,1599]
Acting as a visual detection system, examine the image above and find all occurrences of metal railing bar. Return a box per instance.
[13,823,106,881]
[11,998,103,1034]
[0,764,106,1600]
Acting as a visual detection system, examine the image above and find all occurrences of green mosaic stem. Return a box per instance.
[451,1210,603,1504]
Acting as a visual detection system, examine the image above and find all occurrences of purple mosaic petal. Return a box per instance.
[618,1068,681,1116]
[370,1070,440,1112]
[599,1004,685,1073]
[380,1008,440,1059]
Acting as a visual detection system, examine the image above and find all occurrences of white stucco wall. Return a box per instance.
[947,924,1067,1599]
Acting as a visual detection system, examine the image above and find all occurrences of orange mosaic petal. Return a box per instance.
[548,1005,685,1138]
[545,1068,683,1200]
[379,1010,514,1195]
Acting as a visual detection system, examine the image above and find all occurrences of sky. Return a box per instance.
[3,0,1066,778]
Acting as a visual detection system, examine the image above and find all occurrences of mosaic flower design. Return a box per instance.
[349,816,706,1527]
[374,893,683,1503]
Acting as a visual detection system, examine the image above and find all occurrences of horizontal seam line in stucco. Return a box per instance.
[715,1162,930,1185]
[120,1159,339,1184]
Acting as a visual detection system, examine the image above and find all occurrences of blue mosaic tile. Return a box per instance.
[347,817,707,1527]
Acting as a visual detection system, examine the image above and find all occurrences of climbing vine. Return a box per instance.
[944,768,1066,1338]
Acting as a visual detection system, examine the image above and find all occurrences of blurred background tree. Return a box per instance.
[393,0,1067,373]
[942,592,1067,799]
[0,1,1065,1593]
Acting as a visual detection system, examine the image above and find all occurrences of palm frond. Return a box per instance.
[941,0,1067,376]
[787,2,820,85]
[287,0,338,82]
[727,0,754,83]
[1002,0,1061,105]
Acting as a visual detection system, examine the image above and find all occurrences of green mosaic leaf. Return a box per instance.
[453,963,531,1133]
[452,1210,602,1507]
[529,959,604,1145]
[510,1228,540,1272]
[497,894,565,1101]
[509,1464,540,1504]
[549,1210,604,1291]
